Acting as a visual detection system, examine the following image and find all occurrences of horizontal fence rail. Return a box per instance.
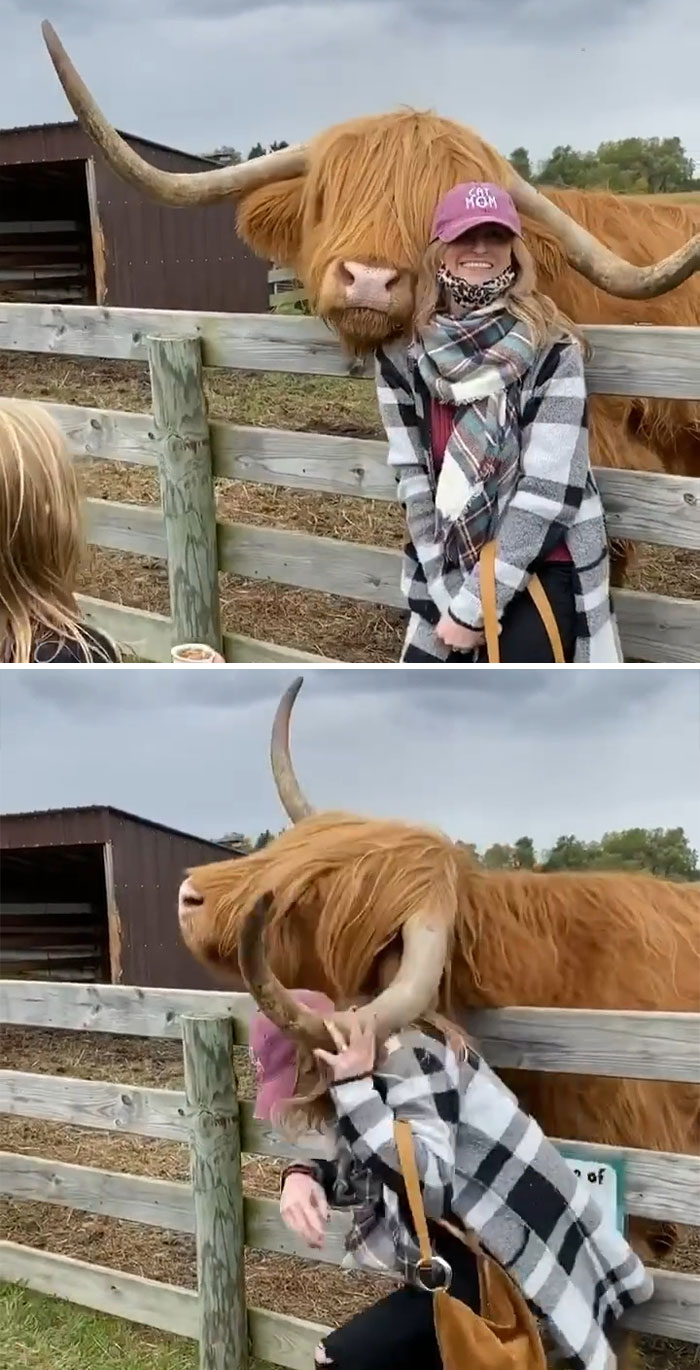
[1,303,699,664]
[2,303,700,394]
[35,398,700,548]
[2,1243,697,1361]
[2,981,699,1357]
[3,980,700,1081]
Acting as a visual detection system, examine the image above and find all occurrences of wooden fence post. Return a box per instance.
[182,1014,248,1370]
[147,335,222,654]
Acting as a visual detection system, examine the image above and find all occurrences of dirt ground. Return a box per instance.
[1,351,698,662]
[2,1026,698,1369]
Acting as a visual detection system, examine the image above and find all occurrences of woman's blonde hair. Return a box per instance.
[414,235,590,356]
[275,1009,470,1140]
[0,399,117,663]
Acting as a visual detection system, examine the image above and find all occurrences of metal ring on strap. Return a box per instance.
[414,1254,453,1292]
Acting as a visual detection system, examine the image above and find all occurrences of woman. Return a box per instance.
[0,399,119,663]
[251,990,652,1369]
[376,180,621,663]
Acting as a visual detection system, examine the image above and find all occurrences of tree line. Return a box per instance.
[510,137,697,194]
[201,135,698,194]
[214,825,699,882]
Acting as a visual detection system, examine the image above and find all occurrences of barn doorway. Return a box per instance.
[0,158,98,304]
[0,842,113,982]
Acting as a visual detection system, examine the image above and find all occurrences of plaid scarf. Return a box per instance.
[283,1029,652,1369]
[413,307,537,570]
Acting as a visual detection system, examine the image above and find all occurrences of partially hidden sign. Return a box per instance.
[556,1146,627,1236]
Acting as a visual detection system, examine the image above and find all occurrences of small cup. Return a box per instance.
[171,643,220,663]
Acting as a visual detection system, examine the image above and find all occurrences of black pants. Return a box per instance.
[461,563,576,664]
[319,1227,480,1369]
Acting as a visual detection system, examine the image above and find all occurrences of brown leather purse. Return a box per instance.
[479,539,565,664]
[394,1119,548,1370]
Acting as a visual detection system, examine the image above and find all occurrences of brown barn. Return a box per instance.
[0,805,238,990]
[0,121,268,311]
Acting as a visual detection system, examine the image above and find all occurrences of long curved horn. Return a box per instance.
[240,894,333,1047]
[241,894,449,1043]
[41,21,308,206]
[356,913,450,1036]
[509,169,700,299]
[270,676,315,823]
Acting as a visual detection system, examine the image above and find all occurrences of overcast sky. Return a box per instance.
[1,667,698,854]
[2,0,698,166]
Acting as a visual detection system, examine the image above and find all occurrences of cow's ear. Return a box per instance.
[236,176,305,266]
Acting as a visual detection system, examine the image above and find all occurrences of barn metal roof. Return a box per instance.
[0,804,233,852]
[0,120,221,166]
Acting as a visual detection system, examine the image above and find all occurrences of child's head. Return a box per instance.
[0,399,109,662]
[250,988,337,1135]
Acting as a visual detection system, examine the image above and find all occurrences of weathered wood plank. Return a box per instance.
[3,1136,697,1236]
[35,398,700,552]
[0,981,255,1037]
[77,594,174,660]
[147,335,222,653]
[0,1070,189,1141]
[81,500,700,661]
[594,468,700,549]
[213,423,394,502]
[3,984,699,1081]
[38,401,159,466]
[1,303,699,395]
[76,594,331,664]
[623,1269,700,1343]
[466,1007,700,1083]
[584,325,700,399]
[0,1243,330,1369]
[0,1153,196,1232]
[182,1015,247,1370]
[84,498,165,557]
[216,520,403,606]
[612,588,700,664]
[1,1240,696,1348]
[0,1241,202,1339]
[0,1152,353,1260]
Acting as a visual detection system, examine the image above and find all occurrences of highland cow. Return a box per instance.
[177,677,700,1266]
[41,21,699,485]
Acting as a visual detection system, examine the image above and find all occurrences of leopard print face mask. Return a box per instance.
[437,261,517,311]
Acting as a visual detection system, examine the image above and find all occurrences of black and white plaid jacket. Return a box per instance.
[282,1028,652,1370]
[376,336,623,663]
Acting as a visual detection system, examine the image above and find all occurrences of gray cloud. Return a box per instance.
[2,0,697,164]
[1,668,698,857]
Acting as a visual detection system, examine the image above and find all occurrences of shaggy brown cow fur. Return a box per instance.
[236,111,699,481]
[180,811,700,1264]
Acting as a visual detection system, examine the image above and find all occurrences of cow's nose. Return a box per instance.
[178,877,203,926]
[340,261,400,307]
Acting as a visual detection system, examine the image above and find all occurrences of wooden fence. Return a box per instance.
[1,298,699,663]
[1,979,699,1367]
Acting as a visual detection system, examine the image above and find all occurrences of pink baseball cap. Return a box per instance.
[431,181,522,244]
[249,988,336,1121]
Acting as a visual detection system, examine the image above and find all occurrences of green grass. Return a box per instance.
[0,1285,272,1370]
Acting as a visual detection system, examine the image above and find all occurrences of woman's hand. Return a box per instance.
[435,613,485,652]
[280,1172,329,1250]
[314,1012,376,1082]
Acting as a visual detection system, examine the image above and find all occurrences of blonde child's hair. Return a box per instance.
[0,398,117,663]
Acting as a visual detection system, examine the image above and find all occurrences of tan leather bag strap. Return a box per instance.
[527,574,565,663]
[479,540,565,664]
[394,1119,433,1265]
[479,540,501,664]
